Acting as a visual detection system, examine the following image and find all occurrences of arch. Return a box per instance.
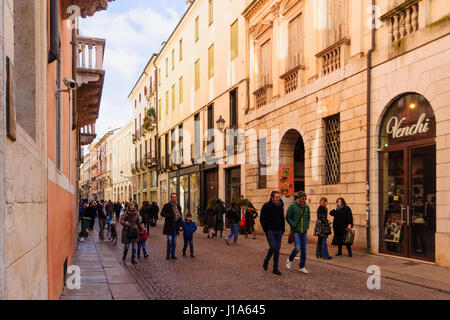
[279,129,305,195]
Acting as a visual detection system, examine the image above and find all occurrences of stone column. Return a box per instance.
[0,0,6,301]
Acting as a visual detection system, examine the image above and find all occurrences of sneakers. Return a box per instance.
[144,254,149,258]
[286,258,292,270]
[190,254,195,258]
[273,269,282,276]
[225,239,231,246]
[299,268,309,274]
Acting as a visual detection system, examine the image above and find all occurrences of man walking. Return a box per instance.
[286,191,311,274]
[260,191,285,276]
[214,199,226,238]
[97,200,107,240]
[114,201,122,222]
[161,193,183,260]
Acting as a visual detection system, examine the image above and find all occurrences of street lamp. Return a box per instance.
[216,115,226,132]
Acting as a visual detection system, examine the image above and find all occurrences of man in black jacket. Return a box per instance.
[97,200,107,240]
[161,193,183,260]
[260,191,285,275]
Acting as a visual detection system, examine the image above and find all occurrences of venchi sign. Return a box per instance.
[386,113,431,139]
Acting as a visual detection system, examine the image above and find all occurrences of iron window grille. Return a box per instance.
[324,114,340,185]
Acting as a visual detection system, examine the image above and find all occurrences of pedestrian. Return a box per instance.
[182,213,197,257]
[150,201,159,227]
[260,191,285,276]
[214,199,226,238]
[120,202,140,264]
[161,193,183,260]
[140,201,152,232]
[314,197,333,260]
[245,204,258,239]
[330,197,354,257]
[106,200,114,219]
[225,201,241,246]
[137,222,149,259]
[114,201,122,222]
[86,201,97,231]
[205,203,216,239]
[97,200,108,240]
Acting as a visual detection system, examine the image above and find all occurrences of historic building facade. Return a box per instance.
[129,54,159,207]
[155,0,248,224]
[243,0,450,266]
[112,121,134,202]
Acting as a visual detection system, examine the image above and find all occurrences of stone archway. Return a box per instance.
[279,129,305,199]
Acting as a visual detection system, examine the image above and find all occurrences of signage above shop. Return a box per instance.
[386,113,431,139]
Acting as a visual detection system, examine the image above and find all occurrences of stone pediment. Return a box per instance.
[62,0,114,18]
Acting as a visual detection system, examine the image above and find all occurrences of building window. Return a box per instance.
[324,114,340,185]
[209,0,213,25]
[326,0,347,47]
[172,49,175,70]
[178,124,183,162]
[179,38,183,61]
[195,59,200,90]
[208,44,214,79]
[195,16,199,42]
[231,19,238,61]
[165,58,168,77]
[172,84,176,110]
[288,13,303,70]
[207,105,214,154]
[165,91,169,115]
[194,113,200,160]
[258,137,267,189]
[158,98,162,121]
[259,39,272,87]
[230,88,238,128]
[179,76,183,104]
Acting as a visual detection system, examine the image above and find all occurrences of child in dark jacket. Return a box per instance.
[182,214,198,257]
[137,223,149,259]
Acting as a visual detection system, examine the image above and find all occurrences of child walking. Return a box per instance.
[137,222,149,259]
[182,214,197,257]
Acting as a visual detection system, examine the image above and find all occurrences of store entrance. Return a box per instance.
[380,145,436,261]
[379,93,436,262]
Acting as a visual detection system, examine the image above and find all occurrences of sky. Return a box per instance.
[79,0,188,142]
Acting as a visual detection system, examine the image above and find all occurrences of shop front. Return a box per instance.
[378,93,436,262]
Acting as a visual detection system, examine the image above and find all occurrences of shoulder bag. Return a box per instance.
[343,228,355,245]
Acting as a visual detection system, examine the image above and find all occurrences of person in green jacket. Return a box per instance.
[285,191,311,274]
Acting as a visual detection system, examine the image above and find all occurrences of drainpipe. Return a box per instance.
[366,0,376,254]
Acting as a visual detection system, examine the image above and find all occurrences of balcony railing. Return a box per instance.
[77,36,105,71]
[80,123,96,146]
[381,0,419,44]
[280,65,305,94]
[316,38,350,76]
[253,84,272,108]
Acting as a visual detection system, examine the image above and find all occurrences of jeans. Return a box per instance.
[98,218,106,239]
[265,230,284,270]
[289,232,307,268]
[227,223,239,243]
[316,237,330,258]
[137,241,147,256]
[124,242,137,257]
[183,237,194,254]
[166,227,177,257]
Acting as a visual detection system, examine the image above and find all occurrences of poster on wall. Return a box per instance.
[384,211,403,243]
[279,164,294,196]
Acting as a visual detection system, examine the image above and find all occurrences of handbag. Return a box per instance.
[127,226,138,240]
[343,228,355,245]
[240,216,246,227]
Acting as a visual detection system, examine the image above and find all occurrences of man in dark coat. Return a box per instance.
[260,191,285,276]
[86,201,97,231]
[114,201,122,221]
[139,201,152,232]
[97,200,107,240]
[214,200,226,238]
[161,193,183,260]
[150,202,159,227]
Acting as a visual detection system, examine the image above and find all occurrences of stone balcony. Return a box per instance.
[76,36,106,128]
[280,65,305,94]
[80,123,96,146]
[381,0,420,44]
[316,38,350,77]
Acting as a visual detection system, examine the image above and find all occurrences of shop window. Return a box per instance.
[258,137,267,189]
[324,114,340,185]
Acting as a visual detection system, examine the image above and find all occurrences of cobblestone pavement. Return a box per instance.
[107,224,449,300]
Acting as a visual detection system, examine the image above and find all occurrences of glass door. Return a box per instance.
[380,150,406,256]
[409,145,436,261]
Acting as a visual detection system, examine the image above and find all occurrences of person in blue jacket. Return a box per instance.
[182,213,198,257]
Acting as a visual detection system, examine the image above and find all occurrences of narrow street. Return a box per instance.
[63,223,450,300]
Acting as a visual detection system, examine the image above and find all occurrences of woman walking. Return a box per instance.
[330,198,354,257]
[205,203,216,239]
[120,202,140,264]
[314,198,332,259]
[245,205,258,239]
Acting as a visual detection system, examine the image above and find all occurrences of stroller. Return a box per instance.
[105,216,117,244]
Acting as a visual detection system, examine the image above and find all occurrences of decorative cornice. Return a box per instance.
[243,0,270,19]
[63,0,115,18]
[270,1,281,16]
[380,0,419,22]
